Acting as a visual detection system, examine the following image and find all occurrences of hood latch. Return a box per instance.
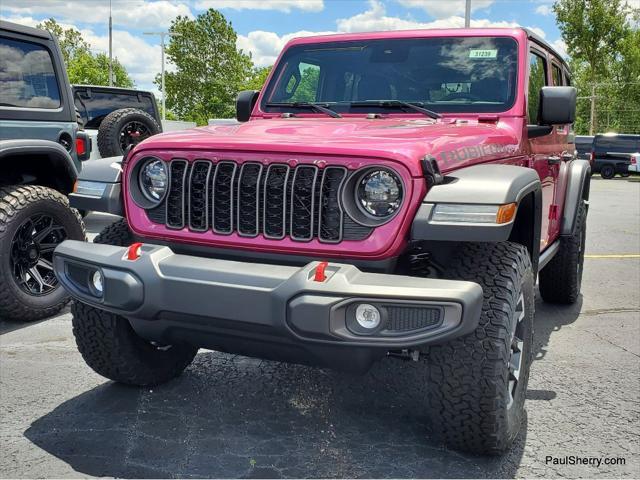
[420,155,443,187]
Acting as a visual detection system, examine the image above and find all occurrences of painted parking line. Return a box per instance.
[584,254,640,258]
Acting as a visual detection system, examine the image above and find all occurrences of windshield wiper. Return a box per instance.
[349,100,441,119]
[266,102,342,118]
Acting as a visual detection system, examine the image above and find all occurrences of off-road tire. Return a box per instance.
[427,242,535,454]
[600,164,615,179]
[539,202,587,304]
[97,107,161,157]
[94,218,133,246]
[0,185,86,321]
[71,302,198,386]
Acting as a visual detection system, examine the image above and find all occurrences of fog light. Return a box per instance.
[355,304,381,329]
[91,270,104,295]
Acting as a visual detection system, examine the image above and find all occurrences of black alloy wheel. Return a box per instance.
[10,214,67,296]
[119,120,151,151]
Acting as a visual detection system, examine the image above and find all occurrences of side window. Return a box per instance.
[552,63,563,86]
[528,51,547,124]
[289,62,320,102]
[0,36,61,109]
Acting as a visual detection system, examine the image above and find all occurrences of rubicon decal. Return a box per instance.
[438,143,519,166]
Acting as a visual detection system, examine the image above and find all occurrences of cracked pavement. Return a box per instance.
[1,177,639,478]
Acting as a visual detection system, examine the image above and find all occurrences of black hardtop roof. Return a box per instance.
[72,85,155,97]
[0,20,53,40]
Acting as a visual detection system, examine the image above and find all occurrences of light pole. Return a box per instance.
[108,0,113,86]
[465,0,471,27]
[143,31,179,120]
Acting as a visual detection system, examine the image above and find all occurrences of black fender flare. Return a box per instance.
[0,139,78,193]
[560,159,590,236]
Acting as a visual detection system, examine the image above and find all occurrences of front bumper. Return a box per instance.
[53,240,483,372]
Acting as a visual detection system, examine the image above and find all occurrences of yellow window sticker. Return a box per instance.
[469,49,498,59]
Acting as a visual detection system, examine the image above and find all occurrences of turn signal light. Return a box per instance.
[496,203,517,224]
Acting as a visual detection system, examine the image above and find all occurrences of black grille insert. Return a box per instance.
[212,161,236,234]
[319,167,346,243]
[290,165,318,241]
[188,160,212,231]
[237,163,263,236]
[263,164,290,239]
[384,305,442,332]
[166,159,188,229]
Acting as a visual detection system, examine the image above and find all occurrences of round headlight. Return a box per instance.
[139,159,167,203]
[356,169,403,217]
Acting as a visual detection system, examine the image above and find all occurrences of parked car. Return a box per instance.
[73,85,162,159]
[54,28,589,455]
[591,133,640,179]
[575,135,593,161]
[0,20,88,321]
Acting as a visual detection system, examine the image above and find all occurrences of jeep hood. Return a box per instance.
[137,117,522,176]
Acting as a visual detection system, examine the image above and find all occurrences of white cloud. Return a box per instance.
[238,0,553,68]
[80,28,163,86]
[238,29,334,66]
[551,39,568,58]
[396,0,494,18]
[535,5,553,16]
[1,0,193,29]
[336,0,524,33]
[196,0,323,12]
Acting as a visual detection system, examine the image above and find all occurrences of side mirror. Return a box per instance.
[539,86,577,125]
[236,90,259,122]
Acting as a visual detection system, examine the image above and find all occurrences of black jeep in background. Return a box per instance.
[73,85,162,159]
[0,20,87,321]
[591,133,639,179]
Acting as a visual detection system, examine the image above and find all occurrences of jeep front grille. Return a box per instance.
[149,159,371,243]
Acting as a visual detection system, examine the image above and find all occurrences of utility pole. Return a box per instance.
[143,31,179,121]
[465,0,471,27]
[108,0,113,86]
[589,84,596,135]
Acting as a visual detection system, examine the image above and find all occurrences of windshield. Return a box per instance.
[262,36,518,115]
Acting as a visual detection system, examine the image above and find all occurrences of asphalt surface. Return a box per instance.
[1,176,639,479]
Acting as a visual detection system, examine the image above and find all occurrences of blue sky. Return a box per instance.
[1,0,566,93]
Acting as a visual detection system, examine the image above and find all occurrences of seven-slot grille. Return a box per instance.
[159,159,355,243]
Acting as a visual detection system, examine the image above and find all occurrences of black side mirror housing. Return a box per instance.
[539,86,577,125]
[236,90,259,122]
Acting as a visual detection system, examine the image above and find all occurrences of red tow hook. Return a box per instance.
[127,242,143,260]
[314,261,329,282]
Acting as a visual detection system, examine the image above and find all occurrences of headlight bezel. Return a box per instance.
[130,156,168,209]
[341,166,405,227]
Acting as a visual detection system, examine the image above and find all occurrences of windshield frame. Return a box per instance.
[259,34,521,117]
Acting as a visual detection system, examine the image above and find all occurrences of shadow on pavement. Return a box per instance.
[0,312,65,335]
[25,353,526,478]
[532,292,582,363]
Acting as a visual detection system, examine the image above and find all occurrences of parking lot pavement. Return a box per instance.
[1,176,639,479]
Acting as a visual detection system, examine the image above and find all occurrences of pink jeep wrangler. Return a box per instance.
[55,28,590,454]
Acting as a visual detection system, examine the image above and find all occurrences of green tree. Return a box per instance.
[289,65,320,102]
[66,52,133,88]
[158,9,253,125]
[244,66,272,91]
[37,18,134,88]
[554,0,640,134]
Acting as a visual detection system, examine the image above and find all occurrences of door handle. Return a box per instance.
[548,156,561,165]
